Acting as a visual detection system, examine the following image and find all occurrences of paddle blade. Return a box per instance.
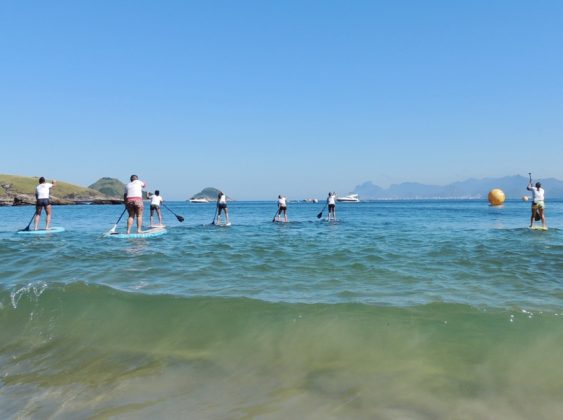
[176,215,185,222]
[316,212,323,219]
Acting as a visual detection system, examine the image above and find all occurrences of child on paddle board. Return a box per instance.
[216,191,230,225]
[148,190,164,227]
[327,192,336,221]
[34,177,57,230]
[527,181,547,229]
[124,175,146,234]
[276,195,288,222]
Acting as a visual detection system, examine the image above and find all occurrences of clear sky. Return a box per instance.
[1,0,562,199]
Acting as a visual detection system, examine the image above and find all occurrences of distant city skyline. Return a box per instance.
[2,1,562,200]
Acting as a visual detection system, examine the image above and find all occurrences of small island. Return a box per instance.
[189,187,231,203]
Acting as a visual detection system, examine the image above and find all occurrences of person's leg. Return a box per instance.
[217,207,222,224]
[136,205,144,233]
[150,207,154,226]
[530,206,536,227]
[157,207,163,225]
[283,209,288,222]
[34,205,42,230]
[225,208,230,225]
[126,204,135,234]
[539,207,546,227]
[45,204,52,229]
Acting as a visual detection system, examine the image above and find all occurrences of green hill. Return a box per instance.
[89,177,125,198]
[0,174,121,206]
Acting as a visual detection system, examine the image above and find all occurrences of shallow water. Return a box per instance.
[1,200,562,418]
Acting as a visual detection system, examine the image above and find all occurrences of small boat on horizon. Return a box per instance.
[188,197,210,203]
[337,194,359,202]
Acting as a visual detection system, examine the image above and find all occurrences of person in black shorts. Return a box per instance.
[34,177,57,230]
[327,192,336,221]
[216,191,230,225]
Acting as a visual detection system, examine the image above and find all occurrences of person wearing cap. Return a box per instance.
[34,177,57,230]
[527,181,547,228]
[124,174,146,233]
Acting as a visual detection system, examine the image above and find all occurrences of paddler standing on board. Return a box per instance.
[216,191,230,225]
[276,195,288,222]
[124,174,146,234]
[34,177,57,230]
[327,192,336,221]
[527,181,547,229]
[147,190,164,227]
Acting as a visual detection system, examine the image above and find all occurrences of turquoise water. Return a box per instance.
[1,201,562,418]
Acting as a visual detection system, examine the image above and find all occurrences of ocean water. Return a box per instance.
[1,200,562,419]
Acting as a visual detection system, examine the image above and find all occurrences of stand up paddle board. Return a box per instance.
[213,222,231,227]
[105,227,167,238]
[529,226,548,231]
[18,227,65,235]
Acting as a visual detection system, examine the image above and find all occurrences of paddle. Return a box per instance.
[316,203,327,219]
[162,203,184,222]
[20,213,36,232]
[272,207,279,222]
[109,207,127,234]
[211,206,218,225]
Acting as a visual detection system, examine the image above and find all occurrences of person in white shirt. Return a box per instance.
[527,181,546,228]
[34,177,56,230]
[327,192,336,221]
[276,195,288,222]
[124,174,146,233]
[148,190,164,226]
[216,191,230,225]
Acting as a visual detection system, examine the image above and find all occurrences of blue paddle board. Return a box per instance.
[18,227,65,235]
[106,227,167,238]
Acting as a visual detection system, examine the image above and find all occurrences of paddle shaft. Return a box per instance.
[317,203,327,219]
[110,207,127,232]
[162,203,184,222]
[21,213,36,231]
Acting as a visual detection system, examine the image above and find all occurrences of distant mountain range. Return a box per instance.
[353,175,563,199]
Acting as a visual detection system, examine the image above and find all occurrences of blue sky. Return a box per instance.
[1,0,562,199]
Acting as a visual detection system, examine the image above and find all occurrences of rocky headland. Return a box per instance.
[0,174,124,206]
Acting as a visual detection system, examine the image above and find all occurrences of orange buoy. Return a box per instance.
[488,189,505,206]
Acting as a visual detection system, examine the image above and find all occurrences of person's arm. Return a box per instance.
[51,180,57,188]
[526,183,532,191]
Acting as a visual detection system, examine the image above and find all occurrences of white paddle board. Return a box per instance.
[18,227,65,235]
[105,227,167,238]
